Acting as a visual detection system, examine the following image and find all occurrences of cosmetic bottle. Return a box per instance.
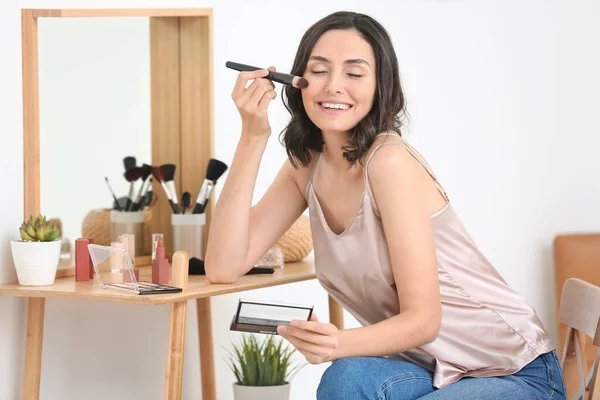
[152,233,163,261]
[152,237,169,284]
[75,238,90,282]
[85,237,94,278]
[110,210,144,256]
[120,234,139,282]
[119,234,135,264]
[109,241,125,283]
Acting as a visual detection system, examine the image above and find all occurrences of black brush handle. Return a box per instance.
[112,195,122,211]
[199,199,209,214]
[192,202,202,214]
[168,199,178,214]
[246,267,274,275]
[191,200,208,215]
[226,61,295,86]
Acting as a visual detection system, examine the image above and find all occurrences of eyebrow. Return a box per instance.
[308,55,371,67]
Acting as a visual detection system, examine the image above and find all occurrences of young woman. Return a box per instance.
[205,11,566,400]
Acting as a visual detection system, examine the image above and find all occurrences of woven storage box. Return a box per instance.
[274,214,313,263]
[81,208,153,255]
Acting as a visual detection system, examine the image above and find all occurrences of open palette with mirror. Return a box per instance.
[22,8,215,277]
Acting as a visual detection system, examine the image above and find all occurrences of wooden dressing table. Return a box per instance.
[8,7,345,399]
[0,253,343,399]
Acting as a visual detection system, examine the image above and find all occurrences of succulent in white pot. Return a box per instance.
[229,334,305,400]
[11,214,61,286]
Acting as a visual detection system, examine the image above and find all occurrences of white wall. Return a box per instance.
[2,0,600,399]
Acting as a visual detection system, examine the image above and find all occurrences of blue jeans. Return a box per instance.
[317,351,566,399]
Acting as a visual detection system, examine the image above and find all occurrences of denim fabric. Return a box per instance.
[317,351,566,400]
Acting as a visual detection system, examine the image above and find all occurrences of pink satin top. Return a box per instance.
[305,133,554,388]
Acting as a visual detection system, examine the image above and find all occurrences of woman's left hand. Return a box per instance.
[277,314,339,364]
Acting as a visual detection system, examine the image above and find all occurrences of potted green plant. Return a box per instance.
[229,334,304,400]
[11,214,61,286]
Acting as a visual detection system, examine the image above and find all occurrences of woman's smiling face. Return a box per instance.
[301,29,377,136]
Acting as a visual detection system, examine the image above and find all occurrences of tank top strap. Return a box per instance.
[364,133,449,216]
[305,152,321,200]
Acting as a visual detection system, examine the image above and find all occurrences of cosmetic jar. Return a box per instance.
[171,213,206,259]
[110,210,144,257]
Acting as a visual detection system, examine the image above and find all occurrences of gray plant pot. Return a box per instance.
[233,383,290,400]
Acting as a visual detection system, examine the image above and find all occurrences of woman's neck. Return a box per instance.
[320,130,360,176]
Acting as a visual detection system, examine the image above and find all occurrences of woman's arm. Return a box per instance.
[204,67,309,283]
[278,144,442,362]
[205,154,308,283]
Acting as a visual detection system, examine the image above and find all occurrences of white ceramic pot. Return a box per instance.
[233,383,290,400]
[10,240,61,286]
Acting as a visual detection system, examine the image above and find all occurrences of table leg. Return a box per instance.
[165,251,189,399]
[23,297,45,400]
[328,295,344,329]
[197,297,216,400]
[164,300,187,399]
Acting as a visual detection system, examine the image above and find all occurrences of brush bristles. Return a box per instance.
[123,156,136,171]
[206,159,228,182]
[124,166,145,182]
[152,166,164,182]
[141,164,152,180]
[294,77,309,89]
[160,164,176,182]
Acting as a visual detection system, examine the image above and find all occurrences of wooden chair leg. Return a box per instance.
[23,297,45,400]
[197,297,216,400]
[562,328,583,399]
[328,296,344,329]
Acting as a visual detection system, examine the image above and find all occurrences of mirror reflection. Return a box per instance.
[38,17,153,269]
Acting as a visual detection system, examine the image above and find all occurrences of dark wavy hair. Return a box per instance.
[280,11,406,168]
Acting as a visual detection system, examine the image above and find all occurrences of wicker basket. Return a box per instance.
[81,208,153,255]
[82,209,310,262]
[274,214,313,263]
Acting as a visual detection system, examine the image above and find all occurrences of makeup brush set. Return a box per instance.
[104,157,154,212]
[104,156,229,214]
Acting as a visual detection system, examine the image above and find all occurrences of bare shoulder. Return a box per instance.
[366,133,447,218]
[285,151,318,198]
[366,133,421,181]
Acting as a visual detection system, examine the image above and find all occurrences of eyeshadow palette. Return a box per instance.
[229,298,314,335]
[105,281,182,295]
[88,244,182,295]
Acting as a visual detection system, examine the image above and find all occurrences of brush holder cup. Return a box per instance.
[171,213,206,259]
[110,210,144,257]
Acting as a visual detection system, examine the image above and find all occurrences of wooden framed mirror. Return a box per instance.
[21,8,214,277]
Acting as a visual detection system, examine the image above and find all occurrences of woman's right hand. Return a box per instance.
[231,66,277,138]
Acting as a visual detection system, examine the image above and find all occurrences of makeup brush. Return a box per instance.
[226,61,309,89]
[115,196,129,211]
[152,167,178,214]
[140,179,154,209]
[104,177,122,211]
[180,191,191,214]
[129,164,153,211]
[189,257,274,275]
[192,159,229,214]
[124,166,145,211]
[123,157,137,208]
[160,164,180,214]
[123,156,136,171]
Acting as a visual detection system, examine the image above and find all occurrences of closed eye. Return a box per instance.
[310,70,363,78]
